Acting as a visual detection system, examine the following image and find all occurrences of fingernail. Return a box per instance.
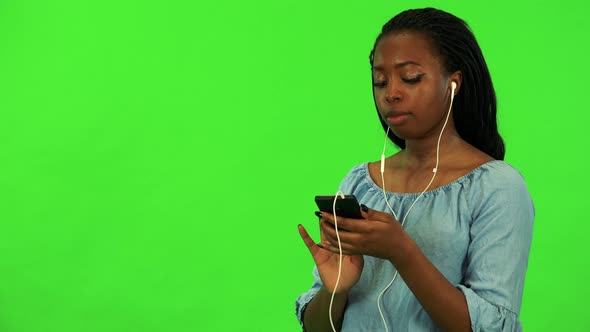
[361,204,369,212]
[315,211,323,218]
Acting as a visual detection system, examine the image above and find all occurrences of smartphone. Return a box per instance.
[315,195,363,219]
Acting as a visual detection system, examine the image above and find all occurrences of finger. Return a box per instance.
[320,218,358,247]
[321,218,343,243]
[318,241,359,256]
[360,204,398,223]
[319,216,329,243]
[318,213,347,241]
[298,224,320,256]
[322,212,365,233]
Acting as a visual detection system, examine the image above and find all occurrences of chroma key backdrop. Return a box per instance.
[0,0,587,331]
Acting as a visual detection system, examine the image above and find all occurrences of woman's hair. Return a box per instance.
[369,8,505,160]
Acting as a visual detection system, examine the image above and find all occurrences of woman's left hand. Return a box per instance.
[319,205,412,264]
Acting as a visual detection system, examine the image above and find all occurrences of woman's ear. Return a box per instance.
[450,71,463,95]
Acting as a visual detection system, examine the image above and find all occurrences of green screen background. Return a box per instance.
[0,0,587,331]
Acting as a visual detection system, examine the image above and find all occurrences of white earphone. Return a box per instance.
[375,79,457,332]
[328,79,458,332]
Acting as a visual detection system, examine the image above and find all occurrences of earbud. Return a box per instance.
[451,81,457,93]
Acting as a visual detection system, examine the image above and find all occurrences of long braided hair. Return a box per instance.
[369,8,505,160]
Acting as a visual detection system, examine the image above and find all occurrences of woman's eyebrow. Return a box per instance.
[372,61,422,71]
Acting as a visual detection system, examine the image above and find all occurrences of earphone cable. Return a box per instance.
[377,85,456,331]
[328,191,345,332]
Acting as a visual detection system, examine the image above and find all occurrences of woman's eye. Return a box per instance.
[402,74,424,84]
[373,74,424,88]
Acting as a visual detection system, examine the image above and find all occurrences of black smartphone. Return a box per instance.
[315,195,363,219]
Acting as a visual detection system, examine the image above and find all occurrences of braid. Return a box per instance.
[369,8,505,160]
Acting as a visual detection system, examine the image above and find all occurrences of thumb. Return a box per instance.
[359,204,396,223]
[298,224,323,257]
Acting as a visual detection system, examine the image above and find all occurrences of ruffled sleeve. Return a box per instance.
[458,162,534,331]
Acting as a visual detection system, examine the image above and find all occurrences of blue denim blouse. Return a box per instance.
[296,160,534,331]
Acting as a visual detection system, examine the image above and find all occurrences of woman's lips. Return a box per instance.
[387,113,410,126]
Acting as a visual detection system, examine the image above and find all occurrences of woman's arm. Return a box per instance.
[302,286,348,332]
[392,232,471,331]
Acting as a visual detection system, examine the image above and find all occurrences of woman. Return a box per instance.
[296,8,534,332]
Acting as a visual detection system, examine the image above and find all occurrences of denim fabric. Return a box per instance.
[296,160,534,331]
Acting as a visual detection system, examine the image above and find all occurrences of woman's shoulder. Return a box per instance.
[338,162,371,193]
[465,160,534,214]
[453,145,528,187]
[470,159,528,186]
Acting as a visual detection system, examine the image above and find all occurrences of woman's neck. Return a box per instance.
[399,132,465,170]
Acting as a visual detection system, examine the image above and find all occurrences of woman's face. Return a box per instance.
[372,31,456,141]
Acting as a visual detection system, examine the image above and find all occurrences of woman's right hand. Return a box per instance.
[298,214,364,295]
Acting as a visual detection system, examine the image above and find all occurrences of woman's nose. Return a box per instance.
[385,82,402,103]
